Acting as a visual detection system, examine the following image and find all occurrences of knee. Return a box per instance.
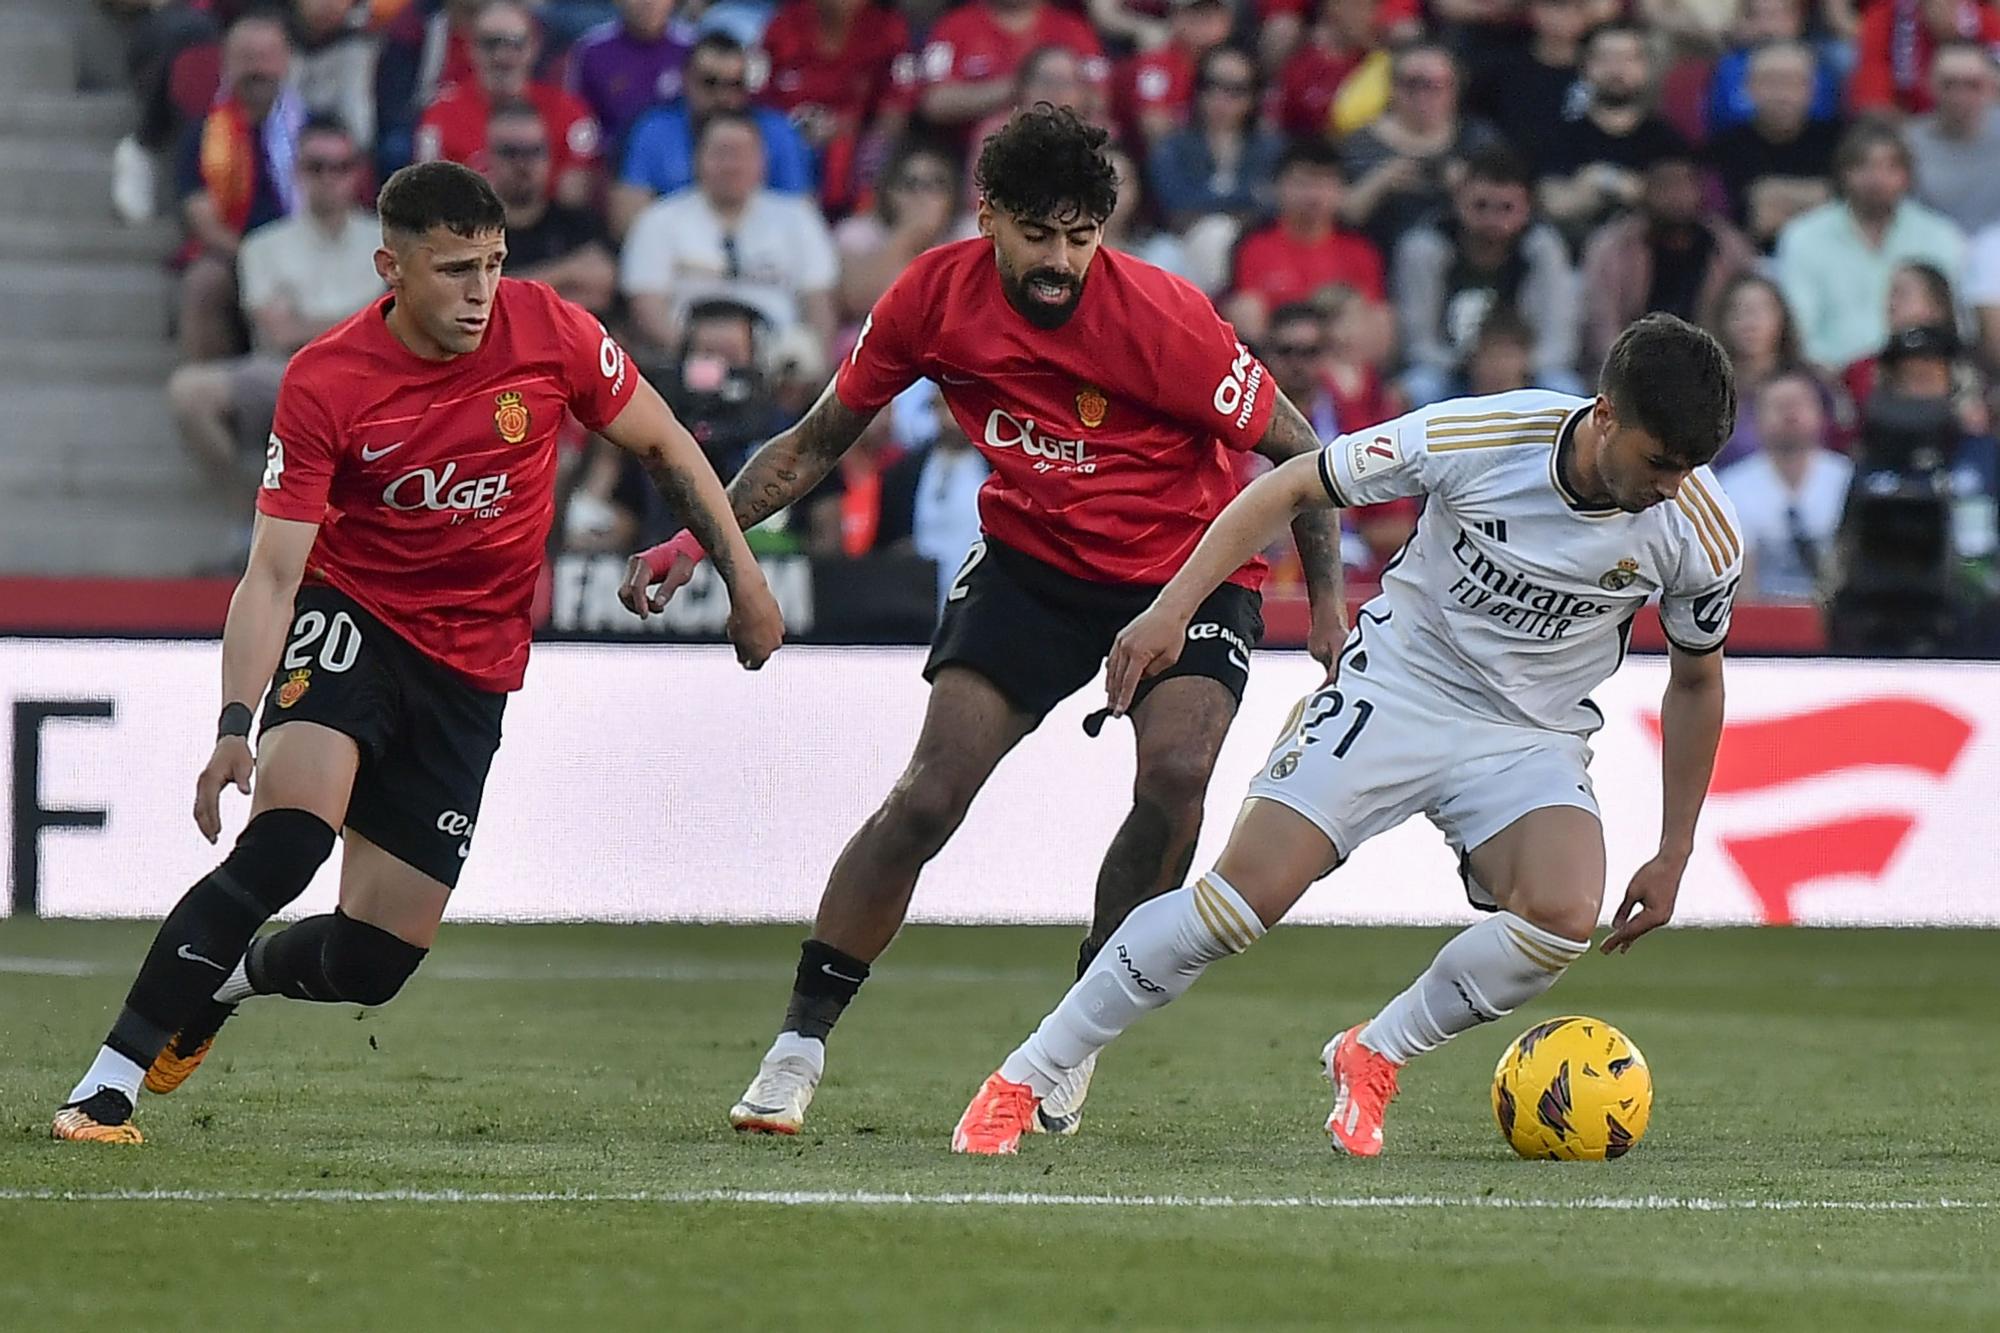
[219,808,338,914]
[876,768,977,859]
[1132,748,1216,825]
[1506,895,1599,948]
[322,909,427,1006]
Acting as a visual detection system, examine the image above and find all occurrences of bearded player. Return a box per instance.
[52,162,783,1143]
[953,314,1741,1155]
[620,106,1346,1138]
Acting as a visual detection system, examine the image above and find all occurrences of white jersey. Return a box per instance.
[1318,389,1743,735]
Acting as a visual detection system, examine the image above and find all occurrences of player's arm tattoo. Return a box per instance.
[636,448,752,586]
[1254,390,1346,611]
[724,384,875,531]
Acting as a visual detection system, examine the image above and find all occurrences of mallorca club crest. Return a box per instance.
[1076,386,1108,430]
[1598,558,1641,592]
[276,669,311,709]
[493,389,530,445]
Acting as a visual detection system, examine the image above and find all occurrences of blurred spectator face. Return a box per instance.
[1721,278,1788,361]
[1331,294,1396,368]
[1842,140,1911,217]
[1467,325,1534,394]
[296,125,359,217]
[294,0,357,41]
[1170,0,1233,53]
[883,149,957,236]
[1391,49,1459,133]
[1888,264,1952,329]
[1922,0,1965,38]
[1643,158,1704,227]
[687,309,757,371]
[1931,47,1998,131]
[1754,374,1827,449]
[1529,0,1592,47]
[1455,175,1531,247]
[473,2,538,99]
[1583,29,1650,109]
[224,17,291,121]
[1747,43,1814,133]
[617,0,678,40]
[1264,313,1326,399]
[1277,159,1344,229]
[1737,0,1805,43]
[1019,47,1086,110]
[697,118,766,208]
[686,45,751,118]
[1196,50,1258,133]
[1328,0,1379,47]
[486,110,551,208]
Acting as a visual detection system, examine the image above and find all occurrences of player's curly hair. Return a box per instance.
[378,160,505,240]
[1600,313,1737,465]
[974,104,1119,225]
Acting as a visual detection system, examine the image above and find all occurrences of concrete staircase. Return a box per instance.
[0,0,239,575]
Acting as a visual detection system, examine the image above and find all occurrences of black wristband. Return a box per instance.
[217,702,254,740]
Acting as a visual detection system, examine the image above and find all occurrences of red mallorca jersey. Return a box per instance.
[415,81,603,182]
[258,279,638,691]
[835,238,1275,589]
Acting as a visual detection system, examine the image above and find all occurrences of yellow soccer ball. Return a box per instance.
[1491,1015,1652,1161]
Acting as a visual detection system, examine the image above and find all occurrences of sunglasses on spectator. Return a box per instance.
[477,33,530,51]
[695,73,747,91]
[491,142,548,162]
[300,156,356,175]
[1395,73,1451,92]
[1202,78,1255,95]
[893,172,952,192]
[1271,341,1322,358]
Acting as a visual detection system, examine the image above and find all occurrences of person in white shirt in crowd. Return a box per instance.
[1718,367,1853,602]
[289,0,377,151]
[166,113,383,507]
[620,109,839,357]
[1908,41,2000,236]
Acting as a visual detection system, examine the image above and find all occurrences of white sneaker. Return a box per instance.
[1031,1050,1097,1136]
[729,1054,820,1135]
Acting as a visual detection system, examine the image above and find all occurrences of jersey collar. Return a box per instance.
[1549,404,1620,517]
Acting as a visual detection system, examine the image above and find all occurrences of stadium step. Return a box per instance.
[0,383,189,494]
[0,91,135,141]
[0,18,81,97]
[0,216,175,265]
[0,141,116,223]
[0,487,242,576]
[0,259,174,341]
[0,338,180,384]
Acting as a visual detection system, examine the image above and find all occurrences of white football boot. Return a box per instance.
[1031,1049,1097,1136]
[729,1050,821,1135]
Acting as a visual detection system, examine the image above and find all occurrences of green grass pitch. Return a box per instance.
[2,919,1995,1331]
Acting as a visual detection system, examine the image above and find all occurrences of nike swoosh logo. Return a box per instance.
[176,944,226,971]
[820,962,864,983]
[360,441,406,462]
[1228,649,1250,673]
[939,373,977,385]
[458,841,471,860]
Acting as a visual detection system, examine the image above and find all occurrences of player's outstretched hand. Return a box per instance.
[619,550,698,620]
[726,587,785,670]
[1106,605,1188,717]
[1599,851,1685,954]
[193,735,254,844]
[1306,601,1347,683]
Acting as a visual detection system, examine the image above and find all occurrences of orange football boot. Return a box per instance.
[1323,1024,1400,1157]
[950,1072,1041,1155]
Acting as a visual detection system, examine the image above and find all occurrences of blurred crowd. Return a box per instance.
[93,0,2000,614]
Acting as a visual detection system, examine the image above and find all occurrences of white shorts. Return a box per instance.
[1243,661,1600,885]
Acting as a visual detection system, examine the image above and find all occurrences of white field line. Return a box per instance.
[0,1188,1991,1213]
[0,956,1045,985]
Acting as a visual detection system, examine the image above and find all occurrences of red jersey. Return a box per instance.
[761,0,911,132]
[1117,44,1196,138]
[835,239,1276,588]
[1851,0,2000,114]
[258,279,638,691]
[919,2,1105,97]
[416,81,603,182]
[1231,221,1386,307]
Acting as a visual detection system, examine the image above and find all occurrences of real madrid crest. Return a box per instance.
[1597,558,1641,592]
[494,389,530,444]
[276,668,311,709]
[1076,386,1107,429]
[1269,750,1300,781]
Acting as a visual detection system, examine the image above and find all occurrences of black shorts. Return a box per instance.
[925,538,1264,724]
[258,585,505,889]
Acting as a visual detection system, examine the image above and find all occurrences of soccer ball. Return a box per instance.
[1490,1015,1652,1161]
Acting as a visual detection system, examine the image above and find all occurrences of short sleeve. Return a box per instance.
[1658,472,1744,654]
[236,228,281,313]
[1149,285,1275,452]
[550,290,639,432]
[256,365,339,522]
[1317,406,1433,507]
[834,266,926,415]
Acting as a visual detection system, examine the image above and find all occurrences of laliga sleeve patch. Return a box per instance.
[1348,431,1402,481]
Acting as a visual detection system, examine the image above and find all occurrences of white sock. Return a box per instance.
[1359,911,1588,1064]
[1000,873,1265,1096]
[66,1046,145,1107]
[766,1030,825,1079]
[213,955,254,1004]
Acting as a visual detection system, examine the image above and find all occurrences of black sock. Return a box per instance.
[246,914,342,1000]
[781,939,870,1041]
[105,872,276,1066]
